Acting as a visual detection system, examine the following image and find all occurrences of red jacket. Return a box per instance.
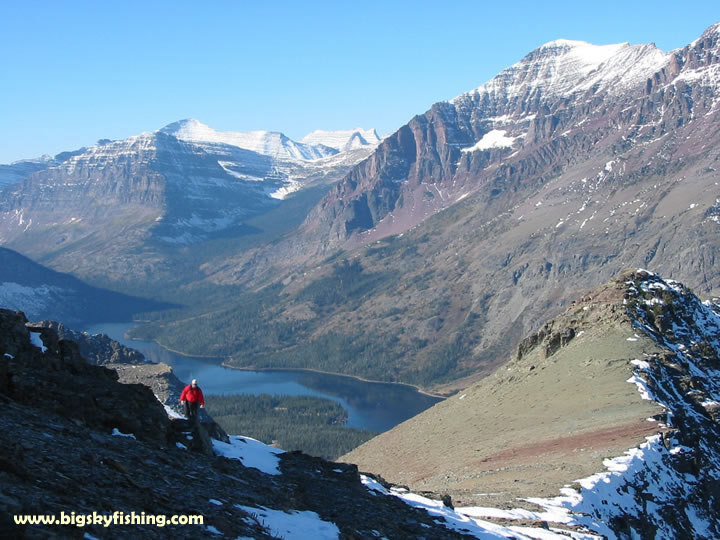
[180,385,205,406]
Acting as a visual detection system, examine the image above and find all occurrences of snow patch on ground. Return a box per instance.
[362,476,598,539]
[626,373,655,400]
[29,332,47,352]
[111,428,136,439]
[462,130,520,152]
[269,179,302,200]
[162,403,184,420]
[212,436,284,476]
[0,282,69,321]
[525,436,671,538]
[236,505,340,539]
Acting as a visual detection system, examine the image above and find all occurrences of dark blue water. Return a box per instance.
[83,322,442,433]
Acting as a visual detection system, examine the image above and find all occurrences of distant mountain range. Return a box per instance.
[1,23,720,390]
[0,120,379,286]
[167,21,720,388]
[2,23,720,540]
[300,128,381,152]
[160,119,372,161]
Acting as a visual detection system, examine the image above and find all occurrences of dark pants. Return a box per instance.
[184,400,199,420]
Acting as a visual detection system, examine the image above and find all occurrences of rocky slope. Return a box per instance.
[6,308,578,539]
[0,247,169,325]
[342,270,720,538]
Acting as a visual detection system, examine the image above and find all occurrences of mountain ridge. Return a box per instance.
[161,22,720,390]
[2,24,719,393]
[160,118,340,162]
[300,128,381,152]
[295,28,711,249]
[342,270,720,537]
[0,119,380,287]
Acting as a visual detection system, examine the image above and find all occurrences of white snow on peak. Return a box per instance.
[9,155,54,166]
[300,128,381,152]
[675,62,720,88]
[161,119,338,162]
[539,39,626,64]
[69,133,155,162]
[693,21,720,46]
[453,39,669,106]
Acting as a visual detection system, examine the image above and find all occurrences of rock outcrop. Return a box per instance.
[29,317,230,444]
[33,320,147,365]
[1,311,171,447]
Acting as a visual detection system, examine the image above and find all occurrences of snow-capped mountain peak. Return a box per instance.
[699,21,720,41]
[300,128,381,152]
[538,38,626,57]
[9,155,54,166]
[453,38,669,108]
[160,118,221,143]
[159,119,338,162]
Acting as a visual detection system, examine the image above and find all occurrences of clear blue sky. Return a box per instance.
[1,1,718,163]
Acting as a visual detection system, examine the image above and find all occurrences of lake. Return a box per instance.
[83,322,442,433]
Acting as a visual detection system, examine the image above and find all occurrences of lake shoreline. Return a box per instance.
[84,320,443,433]
[122,323,448,399]
[219,362,447,400]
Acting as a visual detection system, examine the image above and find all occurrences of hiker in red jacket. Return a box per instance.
[180,379,205,421]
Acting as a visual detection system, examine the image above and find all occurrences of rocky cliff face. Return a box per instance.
[28,317,231,442]
[292,24,720,297]
[302,26,719,251]
[34,320,147,365]
[0,309,173,448]
[342,270,720,538]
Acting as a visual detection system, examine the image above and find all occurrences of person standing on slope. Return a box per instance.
[180,379,205,421]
